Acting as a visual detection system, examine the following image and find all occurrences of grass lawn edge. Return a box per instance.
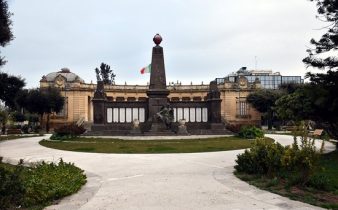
[38,136,274,154]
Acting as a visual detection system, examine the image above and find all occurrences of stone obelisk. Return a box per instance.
[146,34,171,133]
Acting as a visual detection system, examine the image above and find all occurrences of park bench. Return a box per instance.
[6,128,22,135]
[310,129,324,137]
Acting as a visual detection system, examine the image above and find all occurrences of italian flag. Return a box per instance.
[140,64,151,74]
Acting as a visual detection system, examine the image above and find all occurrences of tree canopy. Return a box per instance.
[246,89,283,113]
[0,72,25,109]
[246,89,284,129]
[22,87,64,132]
[0,0,13,67]
[303,0,338,70]
[300,0,338,139]
[24,87,64,115]
[95,62,116,85]
[275,85,316,122]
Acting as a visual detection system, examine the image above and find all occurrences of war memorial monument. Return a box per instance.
[89,34,231,136]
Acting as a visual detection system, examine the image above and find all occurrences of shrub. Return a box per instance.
[0,161,25,209]
[27,114,39,123]
[32,125,41,133]
[307,174,333,191]
[235,138,284,176]
[238,126,264,139]
[0,159,87,209]
[235,133,321,186]
[52,123,86,140]
[11,111,26,122]
[281,136,320,185]
[22,159,87,207]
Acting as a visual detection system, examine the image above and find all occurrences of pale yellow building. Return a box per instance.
[40,68,262,129]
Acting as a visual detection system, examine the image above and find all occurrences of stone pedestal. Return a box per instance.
[207,81,222,124]
[129,128,142,135]
[210,123,225,130]
[92,100,105,124]
[177,125,189,135]
[92,81,106,125]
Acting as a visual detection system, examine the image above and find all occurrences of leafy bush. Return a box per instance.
[22,159,87,207]
[281,137,320,184]
[52,123,86,140]
[27,114,39,123]
[238,126,264,139]
[32,125,42,133]
[0,160,25,209]
[235,134,323,187]
[307,174,333,191]
[0,158,86,209]
[11,111,26,122]
[235,138,284,176]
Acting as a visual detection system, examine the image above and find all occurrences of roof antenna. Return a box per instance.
[255,56,258,70]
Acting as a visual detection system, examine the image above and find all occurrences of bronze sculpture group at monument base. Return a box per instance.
[87,34,232,136]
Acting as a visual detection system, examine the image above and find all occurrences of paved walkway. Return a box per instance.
[0,134,335,210]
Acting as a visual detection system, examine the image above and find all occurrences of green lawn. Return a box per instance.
[317,150,338,190]
[235,150,338,209]
[39,136,273,154]
[0,134,41,141]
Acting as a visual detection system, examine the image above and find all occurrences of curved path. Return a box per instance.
[0,134,335,210]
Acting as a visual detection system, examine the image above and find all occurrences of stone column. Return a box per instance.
[207,81,224,130]
[92,81,106,124]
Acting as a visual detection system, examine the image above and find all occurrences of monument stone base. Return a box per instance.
[176,125,190,135]
[143,122,176,136]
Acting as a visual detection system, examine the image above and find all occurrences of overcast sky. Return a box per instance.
[2,0,325,88]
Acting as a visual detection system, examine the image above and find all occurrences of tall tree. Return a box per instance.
[246,89,283,130]
[24,87,64,132]
[0,104,9,134]
[0,0,13,67]
[95,62,116,85]
[303,0,338,70]
[0,1,24,110]
[275,85,315,122]
[302,0,338,139]
[0,72,25,109]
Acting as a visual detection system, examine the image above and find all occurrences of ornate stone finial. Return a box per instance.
[40,75,47,82]
[153,33,162,46]
[59,67,71,73]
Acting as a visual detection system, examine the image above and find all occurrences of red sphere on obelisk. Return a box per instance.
[153,34,162,45]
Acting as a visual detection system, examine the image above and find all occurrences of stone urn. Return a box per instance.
[177,119,189,135]
[178,119,186,127]
[133,119,140,129]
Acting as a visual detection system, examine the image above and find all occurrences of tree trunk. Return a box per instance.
[1,122,5,134]
[40,113,44,132]
[267,110,273,130]
[46,113,50,133]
